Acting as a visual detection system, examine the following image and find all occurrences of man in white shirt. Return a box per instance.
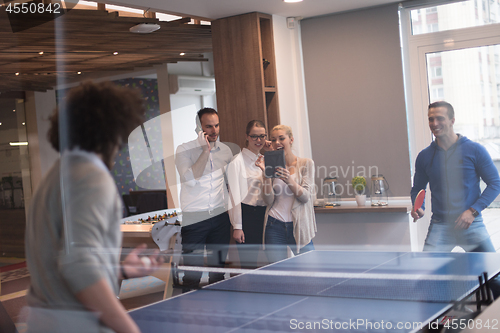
[175,108,233,290]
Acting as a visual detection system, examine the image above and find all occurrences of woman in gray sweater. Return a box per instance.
[257,125,317,263]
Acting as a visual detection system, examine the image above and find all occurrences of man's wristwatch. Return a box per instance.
[468,207,479,218]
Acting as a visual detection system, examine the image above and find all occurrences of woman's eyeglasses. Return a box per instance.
[249,134,267,141]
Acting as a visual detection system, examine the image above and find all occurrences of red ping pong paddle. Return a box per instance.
[413,189,425,222]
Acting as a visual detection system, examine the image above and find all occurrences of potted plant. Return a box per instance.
[351,176,367,206]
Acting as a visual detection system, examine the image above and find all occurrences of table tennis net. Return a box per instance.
[204,270,479,303]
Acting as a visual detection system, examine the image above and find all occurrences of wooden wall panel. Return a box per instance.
[212,12,279,149]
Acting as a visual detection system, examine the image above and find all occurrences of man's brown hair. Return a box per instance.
[428,101,455,119]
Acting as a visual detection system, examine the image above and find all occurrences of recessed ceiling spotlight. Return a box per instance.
[180,52,185,56]
[129,23,161,34]
[15,72,19,76]
[10,141,28,146]
[39,51,44,55]
[77,72,82,75]
[0,122,2,126]
[22,122,25,126]
[113,52,119,55]
[13,109,15,112]
[283,0,303,2]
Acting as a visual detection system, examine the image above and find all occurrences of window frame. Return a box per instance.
[400,3,500,172]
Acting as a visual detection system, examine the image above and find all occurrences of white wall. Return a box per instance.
[33,91,59,177]
[168,54,217,114]
[272,15,312,160]
[162,56,217,206]
[300,4,411,198]
[24,89,59,193]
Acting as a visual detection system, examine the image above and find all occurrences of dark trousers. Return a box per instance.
[181,211,231,289]
[235,204,266,268]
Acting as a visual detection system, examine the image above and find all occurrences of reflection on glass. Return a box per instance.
[0,96,31,257]
[426,44,500,206]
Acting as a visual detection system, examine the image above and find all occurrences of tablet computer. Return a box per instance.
[264,150,285,178]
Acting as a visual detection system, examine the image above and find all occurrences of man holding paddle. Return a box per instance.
[411,101,500,255]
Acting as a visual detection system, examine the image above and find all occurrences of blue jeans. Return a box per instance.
[424,217,500,297]
[264,216,314,263]
[423,217,496,252]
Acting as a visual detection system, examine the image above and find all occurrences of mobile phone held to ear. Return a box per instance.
[195,123,202,134]
[264,150,285,178]
[195,114,202,134]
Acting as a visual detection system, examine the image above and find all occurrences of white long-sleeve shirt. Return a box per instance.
[227,148,266,229]
[175,139,233,215]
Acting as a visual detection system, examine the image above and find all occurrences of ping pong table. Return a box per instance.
[129,250,500,333]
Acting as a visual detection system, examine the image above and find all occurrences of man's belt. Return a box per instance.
[181,206,227,226]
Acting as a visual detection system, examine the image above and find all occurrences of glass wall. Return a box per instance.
[426,44,500,205]
[402,0,500,249]
[0,96,31,257]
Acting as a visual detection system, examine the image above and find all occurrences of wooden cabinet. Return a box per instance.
[212,12,280,149]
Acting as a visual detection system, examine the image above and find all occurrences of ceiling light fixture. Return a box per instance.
[13,109,15,112]
[15,72,19,76]
[0,122,2,126]
[180,52,185,56]
[283,0,303,2]
[22,122,25,125]
[129,23,161,34]
[39,51,44,55]
[77,71,82,74]
[10,142,28,146]
[113,52,119,55]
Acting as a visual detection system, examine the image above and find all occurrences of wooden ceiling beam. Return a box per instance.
[0,8,212,92]
[166,17,192,25]
[144,10,156,19]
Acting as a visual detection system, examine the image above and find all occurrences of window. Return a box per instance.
[425,46,500,142]
[410,0,500,35]
[427,23,439,32]
[429,86,444,100]
[0,97,31,256]
[401,0,500,210]
[429,66,442,78]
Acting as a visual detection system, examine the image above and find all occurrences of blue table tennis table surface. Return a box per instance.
[129,250,500,333]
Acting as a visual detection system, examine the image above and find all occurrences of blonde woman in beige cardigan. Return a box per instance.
[256,125,317,263]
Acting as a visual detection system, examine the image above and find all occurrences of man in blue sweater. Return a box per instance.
[411,101,500,252]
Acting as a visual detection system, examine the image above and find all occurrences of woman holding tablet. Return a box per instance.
[256,125,316,263]
[227,120,271,268]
